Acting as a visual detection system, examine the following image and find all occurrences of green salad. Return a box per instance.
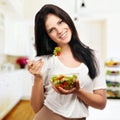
[51,74,77,90]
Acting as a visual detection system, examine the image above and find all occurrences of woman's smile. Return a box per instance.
[59,31,67,40]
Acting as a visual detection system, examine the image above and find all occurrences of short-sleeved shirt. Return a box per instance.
[36,54,106,118]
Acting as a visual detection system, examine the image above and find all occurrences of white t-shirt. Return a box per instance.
[36,55,106,118]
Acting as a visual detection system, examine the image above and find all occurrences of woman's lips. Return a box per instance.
[59,31,67,40]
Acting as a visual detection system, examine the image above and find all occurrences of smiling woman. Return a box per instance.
[27,4,107,120]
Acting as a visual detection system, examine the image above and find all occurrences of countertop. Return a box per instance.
[0,69,26,74]
[87,99,120,120]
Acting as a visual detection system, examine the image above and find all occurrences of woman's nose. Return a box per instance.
[56,27,62,34]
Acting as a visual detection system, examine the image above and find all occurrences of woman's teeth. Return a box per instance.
[60,32,67,39]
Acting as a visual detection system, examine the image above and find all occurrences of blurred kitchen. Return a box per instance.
[0,0,120,120]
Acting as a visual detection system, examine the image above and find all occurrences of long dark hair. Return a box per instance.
[34,4,99,79]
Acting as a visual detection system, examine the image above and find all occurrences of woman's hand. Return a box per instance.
[28,59,45,113]
[27,59,44,78]
[53,80,80,95]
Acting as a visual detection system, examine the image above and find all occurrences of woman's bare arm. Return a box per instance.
[31,76,44,113]
[75,88,107,109]
[27,59,45,113]
[55,80,107,110]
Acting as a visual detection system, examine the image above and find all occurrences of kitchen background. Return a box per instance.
[0,0,120,120]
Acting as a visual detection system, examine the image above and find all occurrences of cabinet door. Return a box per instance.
[0,0,23,15]
[21,70,33,99]
[0,71,22,119]
[0,12,5,54]
[5,21,30,56]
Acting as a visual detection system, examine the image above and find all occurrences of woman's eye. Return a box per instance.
[48,28,55,33]
[58,20,63,24]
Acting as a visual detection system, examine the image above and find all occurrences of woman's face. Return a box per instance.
[45,14,72,46]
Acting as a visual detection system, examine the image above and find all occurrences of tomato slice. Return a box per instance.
[57,75,64,80]
[63,81,68,86]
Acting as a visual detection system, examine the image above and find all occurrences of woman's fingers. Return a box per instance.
[30,59,43,71]
[52,86,61,94]
[58,87,76,94]
[75,80,80,90]
[53,80,80,95]
[27,59,44,76]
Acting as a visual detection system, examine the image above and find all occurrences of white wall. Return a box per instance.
[86,0,120,14]
[23,0,120,20]
[106,15,120,59]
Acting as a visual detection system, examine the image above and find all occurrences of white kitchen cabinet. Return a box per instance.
[0,0,23,15]
[0,12,16,55]
[20,70,33,100]
[0,69,33,119]
[0,11,5,54]
[0,0,30,56]
[4,21,31,56]
[0,12,4,30]
[0,12,31,56]
[0,70,23,119]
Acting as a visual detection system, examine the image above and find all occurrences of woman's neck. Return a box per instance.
[60,45,71,55]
